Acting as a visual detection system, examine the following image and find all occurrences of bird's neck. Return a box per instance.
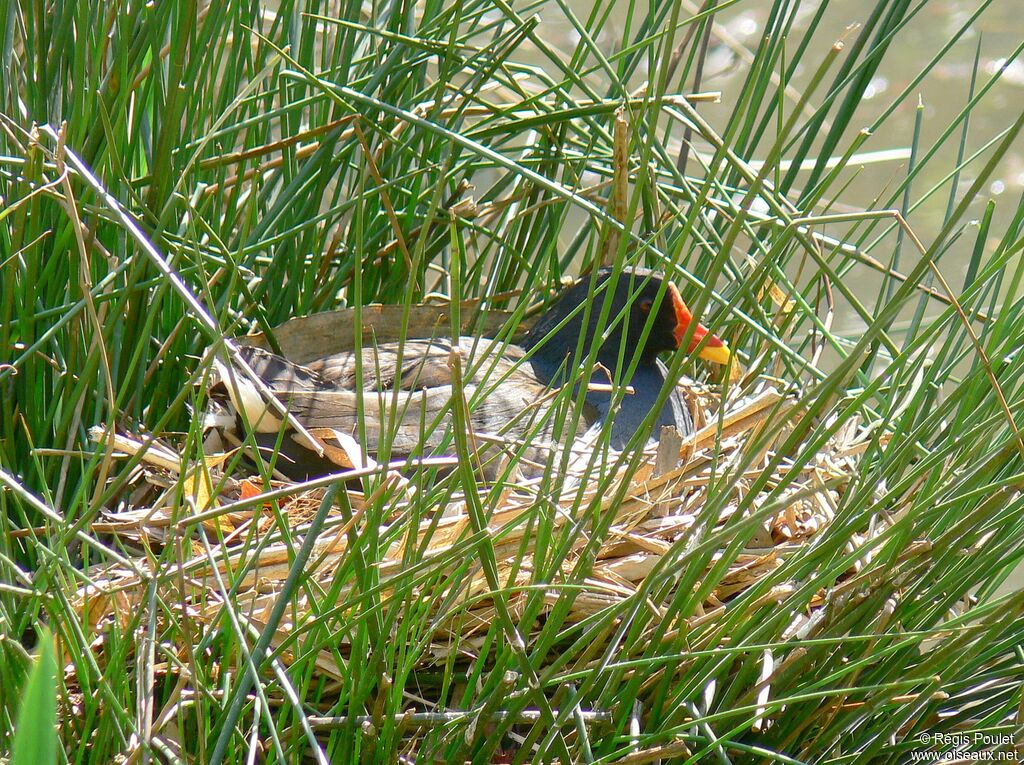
[529,347,659,392]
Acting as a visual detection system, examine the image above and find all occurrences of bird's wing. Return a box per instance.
[243,337,544,446]
[273,378,553,455]
[233,345,329,393]
[305,337,526,391]
[224,340,577,474]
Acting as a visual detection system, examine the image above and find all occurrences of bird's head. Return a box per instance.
[526,267,731,367]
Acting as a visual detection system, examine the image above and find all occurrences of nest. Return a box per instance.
[73,307,880,738]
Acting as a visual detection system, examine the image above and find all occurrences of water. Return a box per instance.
[513,0,1024,334]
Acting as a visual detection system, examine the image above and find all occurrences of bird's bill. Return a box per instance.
[668,283,732,365]
[694,335,731,365]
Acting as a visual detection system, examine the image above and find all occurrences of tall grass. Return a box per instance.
[2,0,1024,762]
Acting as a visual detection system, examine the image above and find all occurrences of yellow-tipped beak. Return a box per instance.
[668,282,731,365]
[697,342,732,365]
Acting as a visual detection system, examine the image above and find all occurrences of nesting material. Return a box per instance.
[77,389,869,675]
[74,308,878,687]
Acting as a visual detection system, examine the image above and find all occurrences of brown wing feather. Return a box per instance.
[305,337,526,391]
[235,339,574,471]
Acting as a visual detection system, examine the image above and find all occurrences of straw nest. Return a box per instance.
[75,306,877,691]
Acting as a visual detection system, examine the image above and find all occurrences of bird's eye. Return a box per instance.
[639,299,653,313]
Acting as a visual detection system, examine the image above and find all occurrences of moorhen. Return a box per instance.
[206,267,730,479]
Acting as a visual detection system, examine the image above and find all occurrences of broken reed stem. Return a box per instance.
[602,106,630,266]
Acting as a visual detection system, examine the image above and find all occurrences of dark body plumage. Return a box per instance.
[521,268,695,449]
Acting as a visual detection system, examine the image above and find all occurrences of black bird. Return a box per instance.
[206,267,730,479]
